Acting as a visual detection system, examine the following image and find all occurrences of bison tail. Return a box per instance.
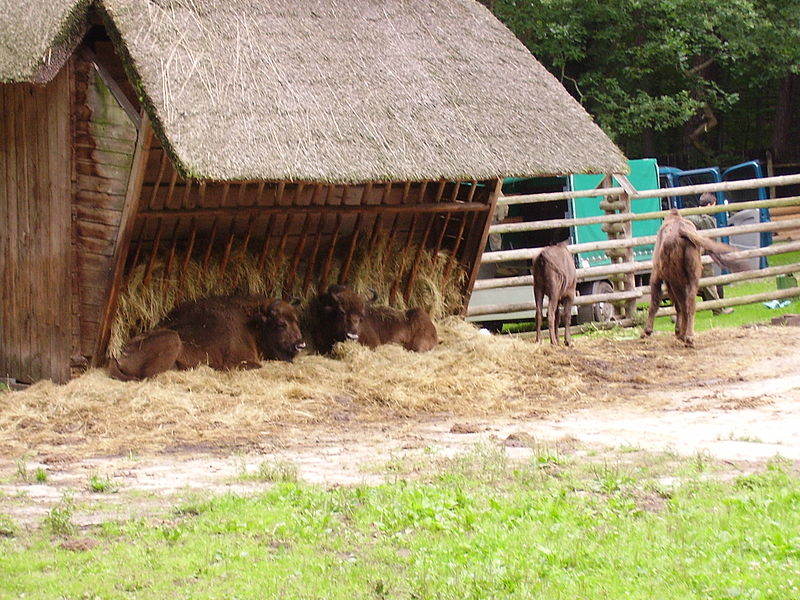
[680,229,749,272]
[706,252,751,273]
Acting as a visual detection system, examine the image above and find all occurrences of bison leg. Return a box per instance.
[533,284,545,344]
[562,294,574,347]
[642,276,663,338]
[110,329,182,380]
[668,284,695,347]
[681,285,699,348]
[407,310,438,352]
[683,298,697,347]
[237,360,262,370]
[547,293,560,345]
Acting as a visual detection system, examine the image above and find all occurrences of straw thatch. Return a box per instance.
[2,0,628,183]
[0,0,90,83]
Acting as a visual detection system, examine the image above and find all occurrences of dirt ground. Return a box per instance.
[1,322,799,528]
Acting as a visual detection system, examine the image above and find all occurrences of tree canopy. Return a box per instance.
[485,0,800,168]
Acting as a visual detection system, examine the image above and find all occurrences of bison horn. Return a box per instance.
[367,288,379,303]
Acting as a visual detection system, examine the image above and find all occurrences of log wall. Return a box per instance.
[0,67,73,383]
[72,54,137,368]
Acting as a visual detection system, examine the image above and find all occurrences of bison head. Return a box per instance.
[252,299,306,362]
[315,284,377,353]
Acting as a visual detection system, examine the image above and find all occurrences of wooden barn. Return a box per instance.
[0,0,628,384]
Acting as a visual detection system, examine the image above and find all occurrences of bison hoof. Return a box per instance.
[640,330,652,338]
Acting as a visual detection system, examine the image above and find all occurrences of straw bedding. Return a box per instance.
[0,323,783,458]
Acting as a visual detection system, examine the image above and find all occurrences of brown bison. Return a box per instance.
[532,241,577,346]
[313,284,438,354]
[109,295,305,381]
[642,209,743,347]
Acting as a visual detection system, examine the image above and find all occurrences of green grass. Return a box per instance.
[649,258,800,334]
[2,447,799,599]
[87,474,118,494]
[238,458,299,483]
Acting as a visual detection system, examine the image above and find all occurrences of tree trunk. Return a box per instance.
[772,73,800,163]
[641,128,656,157]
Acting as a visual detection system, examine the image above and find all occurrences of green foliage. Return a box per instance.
[490,0,800,159]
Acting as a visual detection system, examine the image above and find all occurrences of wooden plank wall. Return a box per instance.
[0,67,72,383]
[72,55,137,368]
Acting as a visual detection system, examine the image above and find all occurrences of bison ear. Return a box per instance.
[265,299,284,317]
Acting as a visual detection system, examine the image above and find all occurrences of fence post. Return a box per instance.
[597,177,633,320]
[621,190,638,319]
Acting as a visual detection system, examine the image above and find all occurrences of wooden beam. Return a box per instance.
[135,200,491,219]
[460,178,502,314]
[92,114,153,366]
[83,48,142,129]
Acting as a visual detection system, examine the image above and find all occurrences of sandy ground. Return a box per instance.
[2,325,800,529]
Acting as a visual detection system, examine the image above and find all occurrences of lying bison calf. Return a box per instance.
[642,209,744,347]
[109,295,305,381]
[313,284,438,354]
[532,241,577,346]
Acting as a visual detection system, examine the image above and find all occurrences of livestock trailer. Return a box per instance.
[659,160,771,269]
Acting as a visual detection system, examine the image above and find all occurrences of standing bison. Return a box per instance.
[642,209,743,347]
[532,241,577,346]
[312,284,438,354]
[109,295,305,380]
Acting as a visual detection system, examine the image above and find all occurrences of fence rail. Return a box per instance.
[467,174,800,322]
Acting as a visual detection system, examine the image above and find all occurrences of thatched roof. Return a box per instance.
[0,0,90,83]
[1,0,628,183]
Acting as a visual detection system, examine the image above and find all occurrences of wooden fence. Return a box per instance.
[466,173,800,325]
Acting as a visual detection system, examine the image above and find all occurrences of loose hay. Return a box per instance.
[1,322,785,459]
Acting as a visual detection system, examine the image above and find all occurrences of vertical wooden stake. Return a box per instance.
[460,178,502,313]
[176,218,197,303]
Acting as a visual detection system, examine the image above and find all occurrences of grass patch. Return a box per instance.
[0,515,18,538]
[239,459,299,483]
[87,474,118,494]
[2,448,800,599]
[41,494,76,537]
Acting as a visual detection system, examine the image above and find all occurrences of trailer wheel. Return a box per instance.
[576,280,615,324]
